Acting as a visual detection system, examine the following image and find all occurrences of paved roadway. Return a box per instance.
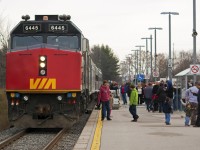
[74,102,200,150]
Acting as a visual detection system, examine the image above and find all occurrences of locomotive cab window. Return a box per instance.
[47,35,79,51]
[12,36,43,51]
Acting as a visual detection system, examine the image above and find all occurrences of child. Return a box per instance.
[181,98,192,126]
[163,97,172,125]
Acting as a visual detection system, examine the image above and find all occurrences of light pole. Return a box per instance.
[135,45,145,74]
[192,0,197,83]
[148,27,162,82]
[161,12,179,81]
[150,35,153,81]
[141,37,151,83]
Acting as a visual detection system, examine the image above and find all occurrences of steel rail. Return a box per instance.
[42,128,67,150]
[0,129,27,149]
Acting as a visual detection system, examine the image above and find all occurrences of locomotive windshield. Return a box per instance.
[13,36,43,50]
[12,35,79,51]
[47,35,78,50]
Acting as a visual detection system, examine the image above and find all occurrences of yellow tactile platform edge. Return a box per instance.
[90,110,102,150]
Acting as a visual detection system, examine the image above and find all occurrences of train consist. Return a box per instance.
[6,14,102,128]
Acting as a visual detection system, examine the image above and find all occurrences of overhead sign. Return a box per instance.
[190,64,200,74]
[137,74,144,81]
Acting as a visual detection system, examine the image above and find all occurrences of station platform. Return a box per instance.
[74,102,200,150]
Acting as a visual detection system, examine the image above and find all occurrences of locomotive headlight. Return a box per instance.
[40,62,46,68]
[57,96,62,101]
[23,95,29,101]
[40,69,46,75]
[40,56,46,61]
[39,55,47,76]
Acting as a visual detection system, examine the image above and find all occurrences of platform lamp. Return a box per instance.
[161,12,179,81]
[148,27,162,82]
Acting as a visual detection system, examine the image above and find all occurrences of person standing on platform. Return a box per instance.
[156,82,167,113]
[129,85,139,122]
[120,83,127,105]
[137,84,143,104]
[184,82,199,126]
[194,82,200,127]
[163,97,172,125]
[166,80,174,106]
[143,82,153,112]
[98,80,112,121]
[125,82,131,101]
[152,81,160,112]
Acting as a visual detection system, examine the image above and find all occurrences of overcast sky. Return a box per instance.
[1,0,199,61]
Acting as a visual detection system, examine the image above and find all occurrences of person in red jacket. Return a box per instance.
[98,80,112,121]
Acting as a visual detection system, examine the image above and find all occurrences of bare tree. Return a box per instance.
[157,53,168,78]
[173,50,193,76]
[0,14,10,88]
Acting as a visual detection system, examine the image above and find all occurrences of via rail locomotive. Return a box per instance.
[6,14,102,128]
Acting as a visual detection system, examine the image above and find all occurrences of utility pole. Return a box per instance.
[141,37,151,83]
[150,35,153,81]
[192,0,197,83]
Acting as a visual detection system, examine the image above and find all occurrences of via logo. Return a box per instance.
[30,78,56,89]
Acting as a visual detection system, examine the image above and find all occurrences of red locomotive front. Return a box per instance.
[6,15,101,128]
[6,48,82,91]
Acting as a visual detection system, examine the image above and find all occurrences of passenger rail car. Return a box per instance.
[6,14,102,128]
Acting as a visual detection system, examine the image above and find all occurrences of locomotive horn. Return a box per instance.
[22,15,30,21]
[59,14,71,21]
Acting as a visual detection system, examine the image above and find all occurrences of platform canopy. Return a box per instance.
[175,68,199,89]
[175,68,192,77]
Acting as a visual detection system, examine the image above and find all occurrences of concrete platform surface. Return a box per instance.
[74,103,200,150]
[100,104,200,150]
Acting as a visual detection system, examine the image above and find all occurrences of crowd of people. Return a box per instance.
[97,79,200,127]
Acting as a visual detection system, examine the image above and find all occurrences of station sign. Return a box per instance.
[137,74,144,81]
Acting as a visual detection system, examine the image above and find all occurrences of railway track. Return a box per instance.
[42,128,66,150]
[0,112,93,150]
[0,128,66,150]
[0,129,27,149]
[0,101,96,150]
